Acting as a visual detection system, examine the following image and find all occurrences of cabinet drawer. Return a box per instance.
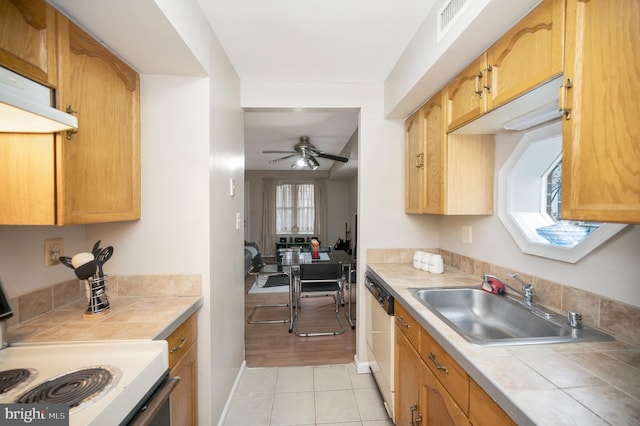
[420,329,469,415]
[469,378,515,426]
[394,302,420,349]
[167,313,197,368]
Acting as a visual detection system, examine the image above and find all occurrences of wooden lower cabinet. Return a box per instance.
[167,313,198,425]
[469,379,516,426]
[394,302,514,425]
[395,325,423,425]
[421,363,468,426]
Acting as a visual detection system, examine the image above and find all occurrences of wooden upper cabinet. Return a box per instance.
[561,0,640,224]
[445,54,487,132]
[406,90,494,216]
[0,0,57,86]
[405,108,424,214]
[0,134,55,224]
[56,13,141,224]
[422,93,445,214]
[485,0,564,110]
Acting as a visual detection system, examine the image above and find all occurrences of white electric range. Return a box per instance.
[0,340,169,425]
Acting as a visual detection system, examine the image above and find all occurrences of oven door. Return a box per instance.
[122,370,180,426]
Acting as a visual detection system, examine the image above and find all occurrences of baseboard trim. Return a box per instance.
[217,360,247,426]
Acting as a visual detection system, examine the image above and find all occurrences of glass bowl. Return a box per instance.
[536,221,591,247]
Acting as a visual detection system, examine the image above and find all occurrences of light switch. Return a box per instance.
[229,178,236,197]
[235,212,241,230]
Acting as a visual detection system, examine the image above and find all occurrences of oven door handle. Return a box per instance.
[130,376,180,426]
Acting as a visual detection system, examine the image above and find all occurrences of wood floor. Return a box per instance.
[244,272,357,368]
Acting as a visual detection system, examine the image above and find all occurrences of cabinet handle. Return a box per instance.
[483,64,493,93]
[558,78,573,120]
[410,403,423,425]
[428,352,449,373]
[415,153,424,169]
[474,71,484,98]
[65,104,78,140]
[397,316,410,328]
[170,337,187,353]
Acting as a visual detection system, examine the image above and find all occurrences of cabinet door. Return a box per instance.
[395,325,423,426]
[421,363,469,426]
[445,55,487,132]
[170,342,198,426]
[0,134,55,224]
[405,108,424,214]
[56,14,141,224]
[469,378,515,426]
[485,0,564,110]
[444,134,495,215]
[423,92,445,214]
[561,0,640,224]
[0,0,57,86]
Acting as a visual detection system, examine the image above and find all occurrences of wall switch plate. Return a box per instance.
[229,178,236,197]
[235,212,241,230]
[461,226,472,244]
[45,238,63,266]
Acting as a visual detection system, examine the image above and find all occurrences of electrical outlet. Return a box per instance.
[45,238,64,266]
[461,226,472,244]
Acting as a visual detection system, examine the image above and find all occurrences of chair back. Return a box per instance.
[299,262,342,281]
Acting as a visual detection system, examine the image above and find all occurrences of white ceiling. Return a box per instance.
[199,0,436,174]
[199,0,436,84]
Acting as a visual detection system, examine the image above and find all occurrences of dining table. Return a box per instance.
[278,248,355,333]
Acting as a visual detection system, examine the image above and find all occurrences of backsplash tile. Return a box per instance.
[7,274,201,329]
[18,287,53,323]
[368,248,640,346]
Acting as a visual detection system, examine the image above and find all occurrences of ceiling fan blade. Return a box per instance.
[316,152,349,163]
[268,154,296,164]
[263,150,296,154]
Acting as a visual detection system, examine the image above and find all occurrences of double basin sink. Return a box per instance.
[409,287,613,346]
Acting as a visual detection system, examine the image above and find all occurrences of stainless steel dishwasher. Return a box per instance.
[365,271,395,420]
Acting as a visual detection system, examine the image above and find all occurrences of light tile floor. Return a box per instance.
[223,364,394,426]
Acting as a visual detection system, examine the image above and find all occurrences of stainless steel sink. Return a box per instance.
[409,287,614,346]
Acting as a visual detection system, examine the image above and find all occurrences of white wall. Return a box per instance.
[0,226,86,295]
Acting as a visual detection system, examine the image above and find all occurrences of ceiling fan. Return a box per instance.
[262,136,349,170]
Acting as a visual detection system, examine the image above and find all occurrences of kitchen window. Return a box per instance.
[275,183,315,234]
[498,121,627,263]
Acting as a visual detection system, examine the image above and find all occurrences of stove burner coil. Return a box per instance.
[0,368,36,396]
[16,366,117,408]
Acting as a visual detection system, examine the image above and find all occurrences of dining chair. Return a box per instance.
[247,265,292,324]
[292,262,345,336]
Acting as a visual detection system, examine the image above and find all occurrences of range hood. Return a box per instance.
[0,66,78,133]
[452,75,564,135]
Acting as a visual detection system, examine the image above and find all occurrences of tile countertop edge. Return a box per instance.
[152,296,204,341]
[367,264,574,426]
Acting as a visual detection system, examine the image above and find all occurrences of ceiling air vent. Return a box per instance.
[438,0,469,40]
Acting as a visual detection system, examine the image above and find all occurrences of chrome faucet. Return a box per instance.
[510,273,535,306]
[482,274,534,306]
[482,274,555,320]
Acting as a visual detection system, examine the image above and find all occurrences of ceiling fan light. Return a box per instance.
[308,156,319,170]
[292,157,307,169]
[291,156,320,170]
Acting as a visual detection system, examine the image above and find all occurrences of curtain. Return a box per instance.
[261,179,276,256]
[314,180,327,246]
